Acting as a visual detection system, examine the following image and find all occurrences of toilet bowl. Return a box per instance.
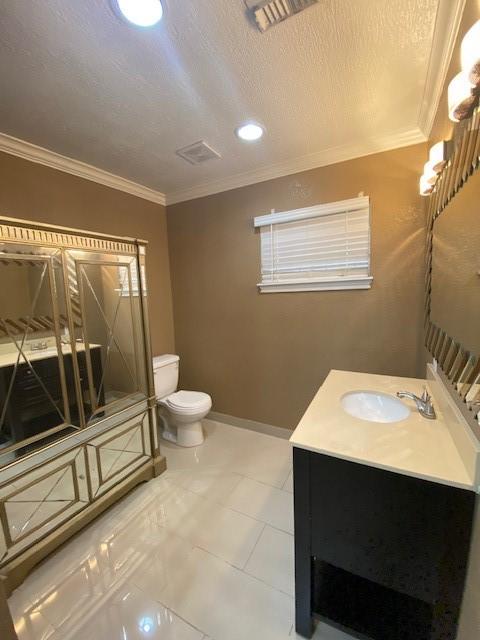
[152,355,212,447]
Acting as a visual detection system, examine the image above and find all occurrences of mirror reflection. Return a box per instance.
[76,259,147,425]
[0,253,72,460]
[0,247,148,466]
[430,169,480,358]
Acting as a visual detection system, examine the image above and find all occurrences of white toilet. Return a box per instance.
[152,354,212,447]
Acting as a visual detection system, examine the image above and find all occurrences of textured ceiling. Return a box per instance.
[0,0,441,201]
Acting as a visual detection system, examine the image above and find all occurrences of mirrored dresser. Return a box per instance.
[0,216,164,596]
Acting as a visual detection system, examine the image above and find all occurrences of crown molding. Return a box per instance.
[418,0,466,138]
[166,127,427,205]
[0,132,166,206]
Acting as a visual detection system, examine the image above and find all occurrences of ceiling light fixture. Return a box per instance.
[423,161,439,185]
[115,0,163,27]
[235,122,265,142]
[420,18,480,196]
[447,72,476,122]
[428,141,451,173]
[419,175,433,197]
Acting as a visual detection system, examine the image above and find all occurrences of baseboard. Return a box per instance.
[207,411,292,440]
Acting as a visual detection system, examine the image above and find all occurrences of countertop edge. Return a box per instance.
[289,440,475,492]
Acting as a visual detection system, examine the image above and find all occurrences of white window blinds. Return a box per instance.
[118,264,147,297]
[254,196,372,293]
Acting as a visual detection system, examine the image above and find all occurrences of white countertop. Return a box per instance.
[0,343,101,368]
[290,369,476,491]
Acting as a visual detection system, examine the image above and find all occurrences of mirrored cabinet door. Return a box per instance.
[0,244,76,466]
[0,243,150,468]
[66,250,148,428]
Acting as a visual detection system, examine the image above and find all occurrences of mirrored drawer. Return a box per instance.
[85,410,151,500]
[0,446,89,565]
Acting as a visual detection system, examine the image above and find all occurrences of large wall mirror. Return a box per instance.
[425,105,480,439]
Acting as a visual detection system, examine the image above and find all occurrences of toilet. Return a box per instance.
[152,354,212,447]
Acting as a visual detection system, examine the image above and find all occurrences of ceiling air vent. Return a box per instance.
[249,0,319,33]
[176,141,221,165]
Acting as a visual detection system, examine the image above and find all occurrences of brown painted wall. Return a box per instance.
[0,151,175,356]
[167,143,427,429]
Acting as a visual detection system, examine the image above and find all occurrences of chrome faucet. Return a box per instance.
[30,341,48,352]
[396,388,436,420]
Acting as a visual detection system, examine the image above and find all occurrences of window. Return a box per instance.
[117,264,146,297]
[254,196,372,293]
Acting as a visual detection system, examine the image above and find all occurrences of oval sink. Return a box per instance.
[340,390,410,423]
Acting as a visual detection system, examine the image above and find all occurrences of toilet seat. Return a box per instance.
[164,390,211,414]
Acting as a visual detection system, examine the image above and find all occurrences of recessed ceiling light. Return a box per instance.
[115,0,163,27]
[235,122,265,142]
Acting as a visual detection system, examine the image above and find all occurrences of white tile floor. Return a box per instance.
[8,420,356,640]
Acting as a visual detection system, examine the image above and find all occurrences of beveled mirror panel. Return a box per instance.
[0,245,76,466]
[425,105,480,436]
[70,251,148,427]
[430,169,480,357]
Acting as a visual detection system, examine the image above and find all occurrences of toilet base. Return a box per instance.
[160,420,204,448]
[161,429,177,444]
[177,420,204,447]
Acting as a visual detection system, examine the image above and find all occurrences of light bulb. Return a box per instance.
[419,174,433,196]
[447,72,475,122]
[429,141,450,173]
[423,161,438,186]
[116,0,163,27]
[235,122,265,142]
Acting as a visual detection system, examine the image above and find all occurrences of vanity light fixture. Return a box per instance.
[461,20,480,86]
[429,141,451,173]
[115,0,163,27]
[448,72,476,122]
[419,174,433,197]
[235,122,265,142]
[423,161,438,186]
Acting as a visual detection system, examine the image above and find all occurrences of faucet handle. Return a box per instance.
[421,387,431,404]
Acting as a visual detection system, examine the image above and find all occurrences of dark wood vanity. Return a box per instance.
[0,346,103,448]
[293,448,475,640]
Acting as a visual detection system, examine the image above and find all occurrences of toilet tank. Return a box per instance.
[152,354,179,399]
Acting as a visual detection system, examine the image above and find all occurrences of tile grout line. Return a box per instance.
[211,501,294,536]
[191,540,295,601]
[132,543,294,640]
[157,602,209,637]
[235,468,293,493]
[239,523,295,599]
[241,522,266,570]
[166,463,292,493]
[159,473,294,535]
[281,469,293,492]
[129,550,211,639]
[135,534,295,610]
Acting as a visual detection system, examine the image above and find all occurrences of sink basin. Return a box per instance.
[341,390,410,423]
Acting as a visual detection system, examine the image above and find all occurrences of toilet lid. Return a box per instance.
[165,390,211,411]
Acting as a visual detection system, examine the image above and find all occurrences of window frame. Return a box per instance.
[254,196,373,293]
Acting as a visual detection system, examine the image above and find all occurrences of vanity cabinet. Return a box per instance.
[293,448,475,640]
[0,217,164,595]
[0,347,102,446]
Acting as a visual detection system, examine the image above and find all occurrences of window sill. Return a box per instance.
[257,276,373,293]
